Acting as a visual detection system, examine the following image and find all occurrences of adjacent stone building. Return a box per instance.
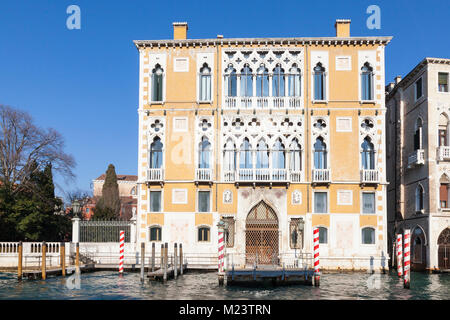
[386,58,450,271]
[134,20,392,271]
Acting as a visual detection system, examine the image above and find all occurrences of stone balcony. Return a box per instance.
[223,169,302,184]
[224,96,302,109]
[195,168,213,184]
[439,146,450,161]
[146,168,164,183]
[312,169,331,184]
[408,149,425,167]
[360,169,380,184]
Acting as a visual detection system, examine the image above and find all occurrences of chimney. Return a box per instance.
[395,76,402,85]
[217,35,224,39]
[335,19,351,37]
[173,22,188,40]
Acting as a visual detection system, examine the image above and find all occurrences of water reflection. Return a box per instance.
[0,270,448,300]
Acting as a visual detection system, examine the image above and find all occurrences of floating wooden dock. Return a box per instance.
[147,263,188,281]
[221,265,316,286]
[22,264,95,280]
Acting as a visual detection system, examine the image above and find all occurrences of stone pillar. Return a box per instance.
[72,217,80,243]
[130,212,137,251]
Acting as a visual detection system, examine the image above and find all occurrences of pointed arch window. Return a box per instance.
[415,184,424,213]
[198,137,211,169]
[361,63,374,101]
[313,137,327,169]
[223,139,236,173]
[225,65,237,97]
[151,64,164,102]
[256,65,269,97]
[150,137,163,169]
[289,139,302,171]
[239,138,252,169]
[199,63,211,101]
[273,65,285,97]
[272,139,286,169]
[313,63,326,101]
[240,64,253,97]
[361,137,375,170]
[288,65,301,97]
[256,140,269,169]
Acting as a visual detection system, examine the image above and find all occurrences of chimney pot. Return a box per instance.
[395,76,402,84]
[335,19,351,37]
[173,22,188,40]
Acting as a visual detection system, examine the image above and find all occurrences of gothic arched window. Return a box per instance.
[313,137,327,169]
[361,62,374,101]
[151,64,164,102]
[240,64,253,97]
[150,137,163,169]
[288,65,301,97]
[361,137,375,170]
[199,63,211,101]
[273,65,285,97]
[314,63,325,101]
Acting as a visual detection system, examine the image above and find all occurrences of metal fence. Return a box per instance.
[79,220,131,243]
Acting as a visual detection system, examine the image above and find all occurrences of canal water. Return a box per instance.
[0,270,448,300]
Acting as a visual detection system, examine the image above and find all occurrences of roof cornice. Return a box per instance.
[133,36,392,50]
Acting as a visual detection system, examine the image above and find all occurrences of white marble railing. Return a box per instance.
[312,169,331,183]
[224,169,301,183]
[224,96,302,109]
[196,168,213,181]
[408,149,425,166]
[361,169,380,183]
[147,168,164,181]
[439,146,450,161]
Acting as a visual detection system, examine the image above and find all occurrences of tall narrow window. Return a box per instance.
[414,118,423,150]
[313,137,327,169]
[151,64,164,102]
[440,183,449,209]
[439,114,448,147]
[289,139,302,172]
[239,138,252,169]
[256,66,269,97]
[240,65,253,97]
[415,77,423,100]
[225,65,237,97]
[272,139,285,169]
[199,63,211,101]
[256,139,269,169]
[198,191,211,213]
[150,137,163,169]
[361,137,375,170]
[198,137,211,169]
[439,73,449,92]
[223,139,236,179]
[361,63,374,101]
[314,192,327,213]
[318,227,328,244]
[415,184,424,212]
[150,191,161,212]
[362,227,375,244]
[288,65,301,97]
[272,65,285,97]
[314,63,325,101]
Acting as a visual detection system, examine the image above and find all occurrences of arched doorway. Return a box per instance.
[438,228,450,270]
[245,201,279,265]
[411,227,426,271]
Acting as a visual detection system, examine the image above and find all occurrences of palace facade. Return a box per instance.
[386,58,450,271]
[134,20,392,271]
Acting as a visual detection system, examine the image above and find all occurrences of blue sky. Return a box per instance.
[0,0,449,199]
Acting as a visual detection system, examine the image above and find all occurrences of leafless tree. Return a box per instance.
[64,189,92,206]
[0,105,75,194]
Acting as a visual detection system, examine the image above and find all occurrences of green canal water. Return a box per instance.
[0,270,448,300]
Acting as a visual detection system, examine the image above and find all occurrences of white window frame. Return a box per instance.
[148,189,163,213]
[313,191,329,214]
[437,72,449,93]
[361,191,376,215]
[196,225,211,243]
[149,224,163,242]
[197,189,212,213]
[359,62,375,103]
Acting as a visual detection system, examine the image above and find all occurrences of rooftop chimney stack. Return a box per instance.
[173,22,188,40]
[395,76,402,85]
[335,19,351,37]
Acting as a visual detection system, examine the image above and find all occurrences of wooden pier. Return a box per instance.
[147,264,188,281]
[22,264,95,280]
[220,265,316,286]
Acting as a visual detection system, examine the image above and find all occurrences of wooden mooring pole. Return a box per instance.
[140,242,145,283]
[151,242,155,272]
[60,242,66,277]
[160,244,164,270]
[18,241,23,281]
[174,243,178,279]
[75,242,80,273]
[41,242,47,280]
[179,243,183,275]
[163,242,168,282]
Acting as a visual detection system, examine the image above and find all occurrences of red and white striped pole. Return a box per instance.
[403,229,411,289]
[218,228,224,273]
[313,227,320,287]
[119,230,125,275]
[396,234,403,278]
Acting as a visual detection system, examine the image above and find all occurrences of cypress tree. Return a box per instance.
[93,164,121,220]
